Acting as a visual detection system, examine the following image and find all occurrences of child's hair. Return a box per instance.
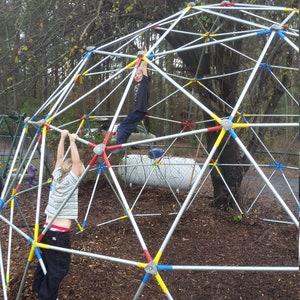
[60,158,85,182]
[61,158,72,179]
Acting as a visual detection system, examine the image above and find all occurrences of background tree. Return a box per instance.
[0,0,298,211]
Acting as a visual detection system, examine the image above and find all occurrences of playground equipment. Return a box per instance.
[0,114,40,193]
[0,2,299,299]
[0,114,26,179]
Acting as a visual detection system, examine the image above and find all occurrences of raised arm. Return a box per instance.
[55,130,69,169]
[140,45,148,77]
[69,133,83,177]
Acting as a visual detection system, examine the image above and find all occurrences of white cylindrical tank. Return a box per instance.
[118,154,201,190]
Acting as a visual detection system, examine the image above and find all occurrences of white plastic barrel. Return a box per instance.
[118,154,201,190]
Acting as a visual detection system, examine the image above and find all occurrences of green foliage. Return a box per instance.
[233,213,243,222]
[125,3,135,14]
[20,97,41,116]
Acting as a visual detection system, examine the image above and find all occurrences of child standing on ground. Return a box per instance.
[33,130,84,300]
[115,45,151,147]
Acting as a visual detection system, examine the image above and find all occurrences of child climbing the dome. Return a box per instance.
[113,45,151,152]
[32,129,84,300]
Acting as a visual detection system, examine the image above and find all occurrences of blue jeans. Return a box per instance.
[32,230,71,300]
[116,111,146,144]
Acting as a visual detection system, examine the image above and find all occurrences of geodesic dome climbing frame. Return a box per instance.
[0,2,299,299]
